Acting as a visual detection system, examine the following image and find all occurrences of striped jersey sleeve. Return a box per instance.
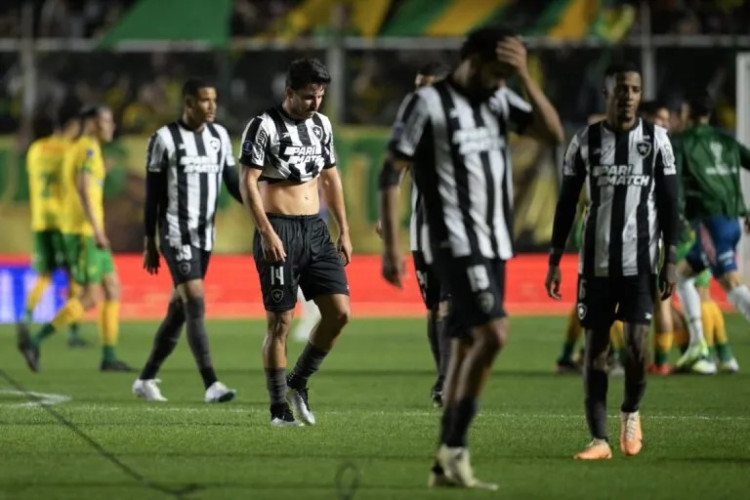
[562,128,586,178]
[314,114,336,168]
[239,116,272,169]
[388,92,430,159]
[146,129,170,173]
[654,126,676,176]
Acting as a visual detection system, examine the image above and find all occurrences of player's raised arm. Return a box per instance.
[546,132,586,299]
[496,37,563,145]
[654,130,679,299]
[143,132,168,274]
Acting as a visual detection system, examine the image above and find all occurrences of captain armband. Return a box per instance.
[378,158,401,189]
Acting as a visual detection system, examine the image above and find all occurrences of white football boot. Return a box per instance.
[132,379,167,402]
[204,381,237,403]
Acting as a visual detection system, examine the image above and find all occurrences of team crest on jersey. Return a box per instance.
[577,303,587,320]
[209,137,221,152]
[636,141,652,157]
[311,125,323,140]
[271,289,284,303]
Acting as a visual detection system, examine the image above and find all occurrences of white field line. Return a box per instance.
[0,389,71,407]
[4,402,749,422]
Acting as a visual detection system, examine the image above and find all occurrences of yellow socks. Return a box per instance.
[23,274,52,322]
[99,301,120,362]
[50,297,85,331]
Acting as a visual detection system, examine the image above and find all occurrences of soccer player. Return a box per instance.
[381,26,563,488]
[639,100,676,375]
[134,79,240,403]
[546,62,679,460]
[17,105,132,372]
[19,100,86,348]
[672,91,750,370]
[239,58,352,427]
[375,61,451,405]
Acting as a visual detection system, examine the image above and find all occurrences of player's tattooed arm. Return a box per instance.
[240,165,286,262]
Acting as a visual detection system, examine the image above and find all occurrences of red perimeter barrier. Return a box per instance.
[0,254,730,319]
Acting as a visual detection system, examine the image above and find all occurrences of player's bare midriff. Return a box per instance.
[259,177,320,216]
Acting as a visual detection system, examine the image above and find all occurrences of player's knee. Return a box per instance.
[104,280,121,301]
[718,271,741,291]
[323,303,350,330]
[183,296,206,319]
[80,286,101,310]
[267,311,294,337]
[476,320,507,354]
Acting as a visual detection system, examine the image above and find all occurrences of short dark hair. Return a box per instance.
[604,61,641,80]
[56,97,82,128]
[182,78,214,98]
[286,58,331,90]
[417,62,449,78]
[79,105,107,121]
[687,90,714,118]
[460,25,516,61]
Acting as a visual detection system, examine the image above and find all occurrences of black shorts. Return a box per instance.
[412,250,444,310]
[434,250,506,337]
[576,274,656,329]
[254,214,349,312]
[161,243,211,286]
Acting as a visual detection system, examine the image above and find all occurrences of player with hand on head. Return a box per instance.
[133,79,241,403]
[239,58,352,427]
[381,26,563,488]
[546,62,679,459]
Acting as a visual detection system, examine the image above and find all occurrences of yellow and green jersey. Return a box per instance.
[60,135,106,236]
[26,135,72,231]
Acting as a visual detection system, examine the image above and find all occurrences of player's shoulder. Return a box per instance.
[571,123,594,144]
[206,121,231,140]
[492,85,531,111]
[312,111,334,131]
[413,84,441,105]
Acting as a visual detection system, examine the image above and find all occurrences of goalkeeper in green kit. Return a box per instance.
[673,92,750,371]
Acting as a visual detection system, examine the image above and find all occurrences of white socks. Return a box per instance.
[676,274,704,346]
[727,284,750,322]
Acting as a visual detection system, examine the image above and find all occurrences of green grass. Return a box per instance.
[1,316,749,500]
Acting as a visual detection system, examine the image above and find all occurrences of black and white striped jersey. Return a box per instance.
[562,119,677,277]
[409,181,431,258]
[390,79,533,261]
[239,106,336,183]
[146,120,235,251]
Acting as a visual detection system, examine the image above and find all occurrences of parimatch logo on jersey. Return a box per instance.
[453,127,505,156]
[281,145,323,166]
[592,164,649,187]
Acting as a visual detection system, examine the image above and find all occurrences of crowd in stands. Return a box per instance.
[0,0,747,137]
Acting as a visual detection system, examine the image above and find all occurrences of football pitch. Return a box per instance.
[1,315,749,500]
